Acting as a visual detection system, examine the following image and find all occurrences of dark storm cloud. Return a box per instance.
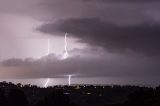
[35,0,160,25]
[38,18,160,55]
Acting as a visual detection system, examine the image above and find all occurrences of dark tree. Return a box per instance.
[7,89,28,106]
[38,89,70,106]
[0,89,6,106]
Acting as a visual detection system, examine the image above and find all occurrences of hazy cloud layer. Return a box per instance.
[1,50,160,79]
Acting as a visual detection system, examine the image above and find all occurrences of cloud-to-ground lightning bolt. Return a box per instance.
[44,39,51,88]
[62,33,72,86]
[68,75,72,86]
[63,33,69,59]
[44,78,50,88]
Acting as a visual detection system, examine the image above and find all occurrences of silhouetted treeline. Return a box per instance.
[111,87,160,106]
[0,81,160,106]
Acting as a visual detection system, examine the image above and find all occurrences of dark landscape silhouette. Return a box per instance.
[0,82,160,106]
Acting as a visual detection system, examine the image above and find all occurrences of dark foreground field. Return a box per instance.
[0,82,160,106]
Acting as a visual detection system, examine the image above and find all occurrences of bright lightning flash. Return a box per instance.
[62,33,72,86]
[44,33,70,87]
[44,39,51,88]
[63,33,69,59]
[44,78,50,88]
[68,75,72,86]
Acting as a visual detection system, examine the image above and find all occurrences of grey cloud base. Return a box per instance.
[1,52,160,79]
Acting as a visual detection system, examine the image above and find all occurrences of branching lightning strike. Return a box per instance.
[62,33,72,86]
[44,33,71,87]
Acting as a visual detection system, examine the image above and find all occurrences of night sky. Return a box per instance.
[0,0,160,86]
